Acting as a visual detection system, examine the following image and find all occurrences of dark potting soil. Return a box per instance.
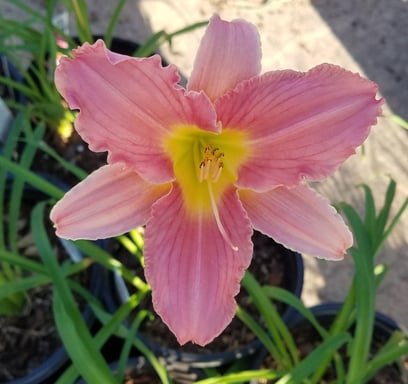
[0,203,89,382]
[256,321,408,384]
[123,373,161,384]
[0,285,59,382]
[111,230,297,355]
[32,130,107,187]
[114,366,193,384]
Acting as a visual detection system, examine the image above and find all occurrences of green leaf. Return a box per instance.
[0,111,27,250]
[134,21,208,57]
[360,332,408,383]
[262,286,328,338]
[0,272,26,315]
[104,0,128,48]
[7,122,45,253]
[241,271,298,369]
[33,138,88,180]
[60,0,93,43]
[56,296,138,384]
[53,291,116,383]
[338,202,373,256]
[31,202,116,384]
[134,30,167,57]
[73,239,150,291]
[0,156,64,199]
[375,179,396,243]
[195,369,281,384]
[391,114,408,130]
[276,332,350,384]
[0,272,47,301]
[236,305,281,360]
[362,184,377,240]
[116,310,151,382]
[375,195,408,256]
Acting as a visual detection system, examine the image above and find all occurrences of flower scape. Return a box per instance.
[50,15,382,346]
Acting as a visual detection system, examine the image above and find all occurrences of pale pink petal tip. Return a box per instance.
[50,164,170,240]
[240,185,353,261]
[217,63,383,191]
[144,186,253,346]
[188,14,261,101]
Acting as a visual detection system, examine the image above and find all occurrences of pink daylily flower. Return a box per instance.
[50,15,382,346]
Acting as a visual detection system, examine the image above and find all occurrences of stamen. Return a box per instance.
[206,180,238,252]
[198,143,225,184]
[204,159,211,180]
[199,161,206,182]
[212,163,223,183]
[204,144,212,154]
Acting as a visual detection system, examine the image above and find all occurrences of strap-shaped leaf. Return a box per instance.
[32,201,116,384]
[276,332,350,384]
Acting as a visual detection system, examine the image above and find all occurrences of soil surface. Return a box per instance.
[256,318,408,383]
[0,202,90,382]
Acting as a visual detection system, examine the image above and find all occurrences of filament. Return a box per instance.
[206,180,238,252]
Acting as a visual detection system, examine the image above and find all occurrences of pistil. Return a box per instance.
[199,143,238,252]
[207,180,239,252]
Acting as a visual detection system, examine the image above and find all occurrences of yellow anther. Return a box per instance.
[199,143,225,184]
[204,145,212,154]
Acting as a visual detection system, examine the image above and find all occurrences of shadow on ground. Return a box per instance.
[312,0,408,121]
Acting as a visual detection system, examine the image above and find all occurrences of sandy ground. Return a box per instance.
[2,0,408,330]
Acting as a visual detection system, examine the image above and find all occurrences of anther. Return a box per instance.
[204,145,212,154]
[198,143,225,183]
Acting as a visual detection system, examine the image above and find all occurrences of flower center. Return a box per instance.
[164,125,250,249]
[199,144,224,183]
[164,125,249,210]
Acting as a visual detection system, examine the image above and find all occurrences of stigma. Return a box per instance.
[199,144,225,183]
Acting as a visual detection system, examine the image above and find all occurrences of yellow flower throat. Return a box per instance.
[165,125,249,211]
[164,125,250,249]
[199,144,224,183]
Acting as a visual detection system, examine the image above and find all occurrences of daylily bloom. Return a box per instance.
[50,15,382,346]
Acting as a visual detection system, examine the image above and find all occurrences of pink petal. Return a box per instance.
[216,64,383,191]
[144,184,253,346]
[50,163,171,240]
[239,185,352,260]
[55,40,217,184]
[187,14,261,102]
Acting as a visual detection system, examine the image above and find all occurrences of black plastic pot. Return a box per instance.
[0,54,25,150]
[75,355,207,384]
[251,303,407,383]
[105,231,304,369]
[0,53,25,105]
[287,302,402,337]
[1,176,106,384]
